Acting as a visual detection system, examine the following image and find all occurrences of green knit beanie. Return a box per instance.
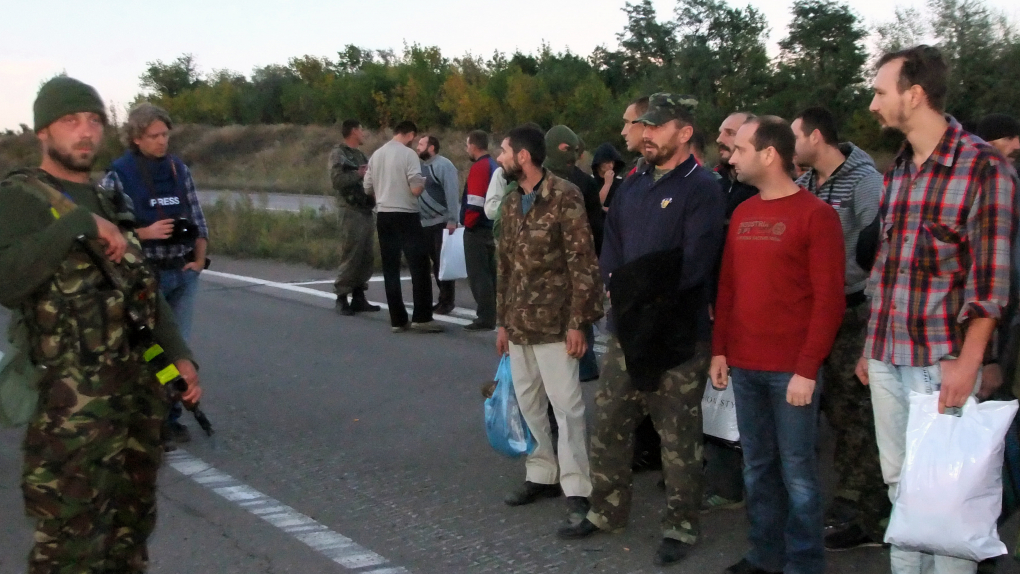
[543,125,580,175]
[33,76,107,132]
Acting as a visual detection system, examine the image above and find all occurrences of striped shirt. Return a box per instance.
[864,117,1016,366]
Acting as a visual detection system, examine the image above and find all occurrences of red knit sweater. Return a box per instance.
[712,188,846,379]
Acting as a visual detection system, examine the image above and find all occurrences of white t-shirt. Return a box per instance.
[364,139,426,213]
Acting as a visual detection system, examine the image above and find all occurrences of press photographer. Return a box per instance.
[101,102,210,448]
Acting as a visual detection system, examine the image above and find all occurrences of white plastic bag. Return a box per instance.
[884,393,1018,561]
[702,378,739,443]
[438,228,467,281]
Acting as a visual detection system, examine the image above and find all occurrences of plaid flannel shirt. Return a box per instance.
[864,117,1016,366]
[99,159,209,262]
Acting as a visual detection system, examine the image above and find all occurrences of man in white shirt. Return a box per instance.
[364,120,443,333]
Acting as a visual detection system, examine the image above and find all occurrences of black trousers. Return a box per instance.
[376,212,433,326]
[424,223,456,307]
[464,226,497,326]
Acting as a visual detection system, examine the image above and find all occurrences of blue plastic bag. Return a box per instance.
[485,355,536,458]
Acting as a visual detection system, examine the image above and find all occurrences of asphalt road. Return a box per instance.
[198,190,331,213]
[2,255,1018,573]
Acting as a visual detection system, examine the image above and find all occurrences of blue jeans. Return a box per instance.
[731,368,824,574]
[159,268,200,340]
[158,267,200,423]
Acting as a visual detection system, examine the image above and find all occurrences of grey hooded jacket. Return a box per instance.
[796,143,883,295]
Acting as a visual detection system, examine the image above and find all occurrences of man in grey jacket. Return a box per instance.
[417,135,460,315]
[792,106,888,551]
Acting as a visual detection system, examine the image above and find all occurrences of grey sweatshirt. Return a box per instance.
[797,143,882,295]
[419,154,460,227]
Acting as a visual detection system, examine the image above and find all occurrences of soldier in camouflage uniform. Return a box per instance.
[494,126,604,523]
[0,77,201,573]
[556,94,725,568]
[329,119,380,316]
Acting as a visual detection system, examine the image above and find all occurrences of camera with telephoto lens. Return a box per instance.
[170,218,199,243]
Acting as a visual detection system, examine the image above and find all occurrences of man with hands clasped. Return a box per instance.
[710,116,846,574]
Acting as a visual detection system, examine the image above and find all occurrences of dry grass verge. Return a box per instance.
[204,195,381,270]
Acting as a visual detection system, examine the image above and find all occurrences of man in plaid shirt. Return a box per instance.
[856,45,1017,574]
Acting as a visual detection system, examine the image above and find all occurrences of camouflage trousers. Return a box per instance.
[587,336,709,543]
[820,302,891,539]
[22,359,168,574]
[333,206,376,297]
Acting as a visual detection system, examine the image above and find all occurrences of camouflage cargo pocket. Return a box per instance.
[30,298,67,363]
[67,290,128,364]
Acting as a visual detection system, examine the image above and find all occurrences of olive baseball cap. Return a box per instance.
[635,93,698,127]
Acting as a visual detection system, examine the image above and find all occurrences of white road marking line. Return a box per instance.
[166,450,409,573]
[288,277,410,286]
[203,270,472,326]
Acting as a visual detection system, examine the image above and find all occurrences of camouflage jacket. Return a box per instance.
[0,170,191,367]
[328,143,374,210]
[496,171,604,345]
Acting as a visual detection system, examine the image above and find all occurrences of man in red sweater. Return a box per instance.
[462,130,499,330]
[710,116,845,574]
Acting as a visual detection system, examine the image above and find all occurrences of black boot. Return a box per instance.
[350,289,380,312]
[336,294,355,316]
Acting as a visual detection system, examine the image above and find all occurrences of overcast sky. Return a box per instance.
[2,0,1018,131]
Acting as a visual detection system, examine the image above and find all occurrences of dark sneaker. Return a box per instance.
[824,524,884,551]
[557,517,600,540]
[565,496,590,526]
[504,481,561,506]
[463,321,495,332]
[410,321,444,333]
[168,421,191,443]
[725,558,782,574]
[824,496,859,530]
[434,302,456,316]
[654,538,693,567]
[700,493,745,513]
[335,296,355,316]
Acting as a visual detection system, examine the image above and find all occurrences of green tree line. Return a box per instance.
[138,0,1020,152]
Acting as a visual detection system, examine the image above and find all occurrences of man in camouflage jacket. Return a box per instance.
[0,77,201,573]
[328,119,380,315]
[495,126,603,524]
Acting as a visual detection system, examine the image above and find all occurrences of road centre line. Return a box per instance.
[203,270,473,326]
[165,450,408,573]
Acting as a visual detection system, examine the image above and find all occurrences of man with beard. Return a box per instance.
[495,126,603,528]
[857,45,1016,574]
[101,103,209,448]
[416,134,460,316]
[327,119,381,316]
[791,107,888,550]
[558,94,725,568]
[0,76,201,573]
[700,110,762,515]
[717,112,760,221]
